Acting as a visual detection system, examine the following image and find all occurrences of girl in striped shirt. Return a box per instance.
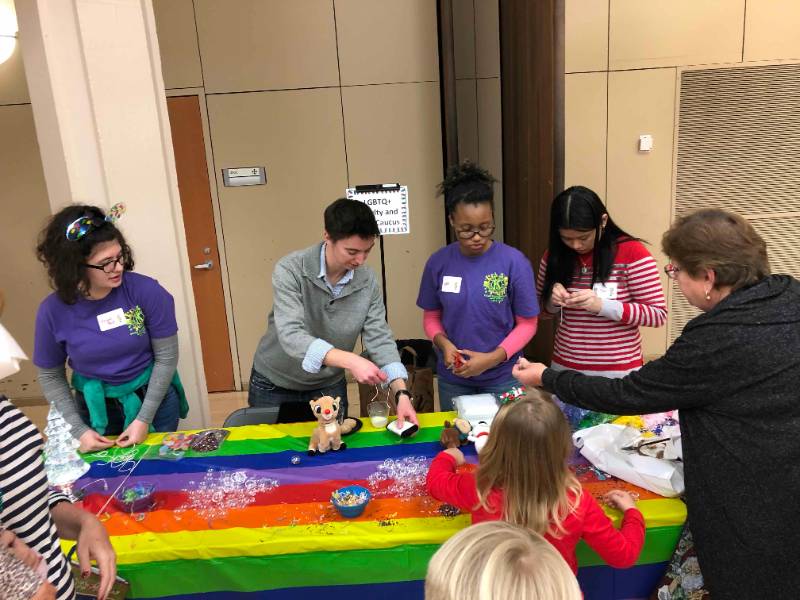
[536,186,666,425]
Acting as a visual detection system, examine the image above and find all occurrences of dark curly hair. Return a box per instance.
[36,204,134,304]
[437,161,497,216]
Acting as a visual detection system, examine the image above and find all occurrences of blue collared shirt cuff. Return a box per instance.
[381,362,408,387]
[302,339,335,373]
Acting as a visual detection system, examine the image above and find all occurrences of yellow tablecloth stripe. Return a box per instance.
[66,514,471,566]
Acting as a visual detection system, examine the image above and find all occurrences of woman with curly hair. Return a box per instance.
[34,204,187,452]
[416,161,540,410]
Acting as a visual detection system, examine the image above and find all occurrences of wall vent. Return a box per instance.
[671,63,800,343]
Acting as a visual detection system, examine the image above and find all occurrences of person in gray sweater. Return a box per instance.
[249,198,418,428]
[513,208,800,599]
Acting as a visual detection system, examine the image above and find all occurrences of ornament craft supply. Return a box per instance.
[43,407,90,499]
[330,485,371,518]
[189,429,229,453]
[499,385,526,404]
[159,432,197,459]
[113,482,156,513]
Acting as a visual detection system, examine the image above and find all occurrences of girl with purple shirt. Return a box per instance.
[33,205,187,453]
[416,162,540,411]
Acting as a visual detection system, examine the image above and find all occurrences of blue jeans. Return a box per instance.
[247,368,349,424]
[437,376,519,412]
[76,383,182,435]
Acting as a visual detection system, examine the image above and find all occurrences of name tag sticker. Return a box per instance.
[593,282,618,300]
[441,276,462,294]
[97,308,127,331]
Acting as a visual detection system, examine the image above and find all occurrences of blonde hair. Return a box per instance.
[425,521,582,600]
[475,390,581,536]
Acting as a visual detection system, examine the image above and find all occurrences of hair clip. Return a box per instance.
[499,385,526,405]
[65,202,126,240]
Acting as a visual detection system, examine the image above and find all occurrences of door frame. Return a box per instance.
[166,88,243,391]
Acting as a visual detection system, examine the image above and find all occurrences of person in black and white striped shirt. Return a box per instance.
[0,396,116,600]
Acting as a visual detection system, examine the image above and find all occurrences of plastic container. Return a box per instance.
[330,485,371,518]
[113,482,155,513]
[367,400,390,428]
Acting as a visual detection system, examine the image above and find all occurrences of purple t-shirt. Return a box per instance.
[34,272,177,384]
[417,241,539,385]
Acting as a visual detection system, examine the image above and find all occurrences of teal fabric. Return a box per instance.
[72,365,188,434]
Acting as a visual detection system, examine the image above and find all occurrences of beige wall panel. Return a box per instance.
[565,0,609,73]
[475,0,500,78]
[456,78,478,161]
[565,72,607,197]
[609,0,745,70]
[476,77,503,241]
[0,43,28,105]
[453,0,476,79]
[336,0,439,85]
[206,89,348,374]
[744,0,800,61]
[152,0,203,90]
[607,68,676,356]
[194,0,339,93]
[0,105,53,398]
[342,82,444,340]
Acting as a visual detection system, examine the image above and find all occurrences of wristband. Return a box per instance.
[395,390,412,404]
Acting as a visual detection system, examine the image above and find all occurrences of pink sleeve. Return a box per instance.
[498,315,539,359]
[423,309,446,340]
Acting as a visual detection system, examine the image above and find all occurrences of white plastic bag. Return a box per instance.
[573,424,684,497]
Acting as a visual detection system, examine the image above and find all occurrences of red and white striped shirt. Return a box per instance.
[536,240,667,372]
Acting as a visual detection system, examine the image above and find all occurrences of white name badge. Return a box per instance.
[441,276,462,294]
[593,282,618,300]
[97,308,127,331]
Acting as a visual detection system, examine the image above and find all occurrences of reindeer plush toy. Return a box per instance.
[308,395,358,455]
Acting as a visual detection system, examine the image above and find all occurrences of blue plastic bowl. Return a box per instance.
[331,485,371,518]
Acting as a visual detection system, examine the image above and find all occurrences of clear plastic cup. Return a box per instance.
[367,400,390,428]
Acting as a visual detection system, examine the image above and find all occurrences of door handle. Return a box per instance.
[193,260,214,270]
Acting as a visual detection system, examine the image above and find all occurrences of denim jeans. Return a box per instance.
[437,376,519,412]
[76,383,182,435]
[247,367,349,423]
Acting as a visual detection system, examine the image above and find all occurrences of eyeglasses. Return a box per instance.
[454,224,495,239]
[85,253,126,274]
[663,264,681,279]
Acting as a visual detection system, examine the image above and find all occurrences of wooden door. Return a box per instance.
[167,95,235,392]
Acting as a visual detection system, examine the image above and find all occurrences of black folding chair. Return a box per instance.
[222,406,280,427]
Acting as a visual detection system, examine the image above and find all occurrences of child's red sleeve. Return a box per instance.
[580,492,645,568]
[426,451,480,512]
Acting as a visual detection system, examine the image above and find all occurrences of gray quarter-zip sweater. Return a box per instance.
[252,242,402,390]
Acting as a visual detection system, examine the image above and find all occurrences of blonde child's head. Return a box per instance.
[425,520,582,600]
[476,388,580,535]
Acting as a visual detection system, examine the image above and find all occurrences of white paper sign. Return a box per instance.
[347,185,410,235]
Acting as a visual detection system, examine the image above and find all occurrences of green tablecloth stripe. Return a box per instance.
[575,525,681,567]
[119,525,681,598]
[119,544,441,597]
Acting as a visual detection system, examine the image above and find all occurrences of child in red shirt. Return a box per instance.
[426,391,645,574]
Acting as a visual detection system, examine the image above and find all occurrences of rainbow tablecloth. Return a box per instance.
[70,413,685,600]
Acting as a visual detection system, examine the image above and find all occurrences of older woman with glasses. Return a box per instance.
[416,162,539,410]
[34,204,188,452]
[513,208,800,598]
